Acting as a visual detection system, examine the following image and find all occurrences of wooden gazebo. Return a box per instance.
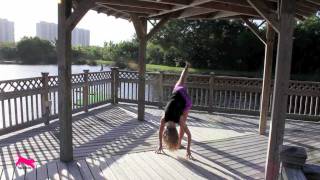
[57,0,320,179]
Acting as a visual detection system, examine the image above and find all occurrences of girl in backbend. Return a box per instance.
[156,62,193,159]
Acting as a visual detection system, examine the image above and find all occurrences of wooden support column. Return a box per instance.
[58,0,73,162]
[83,70,89,113]
[265,0,296,179]
[259,24,275,135]
[138,19,147,121]
[132,15,169,120]
[41,72,50,125]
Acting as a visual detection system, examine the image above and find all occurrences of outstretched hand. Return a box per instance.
[155,146,165,154]
[186,148,193,160]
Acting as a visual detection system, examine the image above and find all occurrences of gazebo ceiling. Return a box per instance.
[75,0,320,21]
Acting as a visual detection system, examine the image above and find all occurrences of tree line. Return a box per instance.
[0,16,319,80]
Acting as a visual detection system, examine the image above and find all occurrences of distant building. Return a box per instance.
[36,21,90,46]
[0,18,15,43]
[72,28,90,46]
[36,21,57,43]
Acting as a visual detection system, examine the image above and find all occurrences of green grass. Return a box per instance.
[95,60,261,77]
[146,64,261,77]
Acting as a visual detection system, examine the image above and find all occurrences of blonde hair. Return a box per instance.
[163,125,179,151]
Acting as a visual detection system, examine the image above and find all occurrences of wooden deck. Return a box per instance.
[0,104,319,179]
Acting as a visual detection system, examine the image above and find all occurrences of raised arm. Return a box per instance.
[175,62,190,87]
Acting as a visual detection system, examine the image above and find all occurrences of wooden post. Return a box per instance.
[259,24,275,135]
[158,71,164,108]
[265,0,296,179]
[58,0,73,162]
[41,72,50,125]
[83,70,89,112]
[135,18,147,121]
[132,15,168,120]
[111,67,119,104]
[208,72,215,113]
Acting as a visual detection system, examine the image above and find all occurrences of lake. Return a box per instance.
[0,64,109,81]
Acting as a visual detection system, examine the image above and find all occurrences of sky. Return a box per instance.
[0,0,136,46]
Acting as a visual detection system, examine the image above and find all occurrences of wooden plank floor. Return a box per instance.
[0,104,319,179]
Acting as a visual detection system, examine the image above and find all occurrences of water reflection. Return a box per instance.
[0,64,108,80]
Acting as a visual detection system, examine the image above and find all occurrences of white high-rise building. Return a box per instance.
[0,18,15,43]
[36,21,90,46]
[36,21,57,43]
[72,28,90,46]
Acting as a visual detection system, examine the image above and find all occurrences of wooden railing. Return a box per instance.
[0,69,319,135]
[0,70,112,135]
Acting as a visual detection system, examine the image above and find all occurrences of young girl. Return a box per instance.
[156,62,193,159]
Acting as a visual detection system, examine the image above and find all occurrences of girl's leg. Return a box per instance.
[178,125,185,147]
[175,62,190,87]
[178,111,189,147]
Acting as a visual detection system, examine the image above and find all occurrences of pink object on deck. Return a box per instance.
[15,155,35,168]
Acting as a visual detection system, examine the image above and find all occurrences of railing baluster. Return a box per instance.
[254,93,258,111]
[35,94,39,119]
[289,95,293,114]
[1,100,5,128]
[249,92,252,110]
[309,96,313,116]
[8,99,12,127]
[299,96,303,115]
[315,97,319,116]
[31,95,35,120]
[54,91,57,114]
[20,97,23,124]
[228,91,232,109]
[294,95,298,114]
[26,96,29,122]
[14,98,18,125]
[304,96,308,115]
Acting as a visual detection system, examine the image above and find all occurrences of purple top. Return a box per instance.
[173,85,192,112]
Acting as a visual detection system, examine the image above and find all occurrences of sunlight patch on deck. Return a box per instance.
[190,126,254,142]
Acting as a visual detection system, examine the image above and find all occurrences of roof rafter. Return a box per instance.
[66,0,94,31]
[202,1,260,16]
[247,0,280,33]
[150,0,215,18]
[241,17,267,44]
[178,7,217,19]
[147,16,170,40]
[102,4,160,14]
[95,0,173,10]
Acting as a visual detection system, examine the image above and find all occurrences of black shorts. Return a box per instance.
[164,91,186,123]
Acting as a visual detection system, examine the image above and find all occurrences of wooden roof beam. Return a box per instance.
[297,1,319,11]
[131,14,147,39]
[304,0,320,6]
[66,0,94,31]
[95,0,173,10]
[247,0,280,33]
[211,0,276,8]
[155,0,192,5]
[150,0,215,17]
[147,16,170,40]
[203,1,260,16]
[178,7,217,19]
[241,17,267,44]
[211,11,242,19]
[104,4,160,14]
[151,0,261,18]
